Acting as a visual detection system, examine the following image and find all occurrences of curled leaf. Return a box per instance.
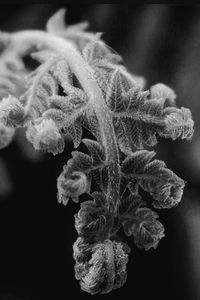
[122,150,185,209]
[73,238,130,295]
[0,95,25,127]
[123,207,165,250]
[150,83,176,106]
[75,192,111,241]
[63,121,82,148]
[57,151,93,205]
[57,170,89,205]
[82,138,105,166]
[161,107,194,140]
[118,193,145,217]
[26,118,64,155]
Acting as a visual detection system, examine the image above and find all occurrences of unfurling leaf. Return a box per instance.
[82,138,109,192]
[150,83,176,106]
[63,121,83,148]
[161,107,194,140]
[0,9,194,296]
[118,193,145,217]
[123,207,165,250]
[57,170,89,205]
[122,150,185,209]
[57,151,92,205]
[75,192,110,241]
[78,111,101,142]
[57,138,107,205]
[102,70,194,153]
[73,238,130,295]
[82,138,105,166]
[0,95,26,127]
[26,118,65,155]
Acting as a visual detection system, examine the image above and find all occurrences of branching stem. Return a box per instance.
[11,30,120,213]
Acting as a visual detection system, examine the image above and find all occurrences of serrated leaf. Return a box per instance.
[57,150,93,205]
[89,166,108,194]
[122,206,164,250]
[69,151,93,173]
[105,69,143,111]
[121,150,185,209]
[118,193,145,217]
[21,57,59,117]
[44,92,89,131]
[75,200,110,253]
[161,107,194,140]
[51,59,73,94]
[144,159,166,176]
[78,111,101,142]
[112,90,166,151]
[150,83,176,106]
[64,121,83,148]
[106,69,124,111]
[128,179,139,195]
[49,95,73,113]
[103,70,194,152]
[58,139,106,196]
[42,108,68,125]
[121,150,156,174]
[82,138,105,166]
[91,191,107,207]
[81,139,107,192]
[92,67,112,95]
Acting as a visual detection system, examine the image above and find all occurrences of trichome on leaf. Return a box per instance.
[0,9,194,295]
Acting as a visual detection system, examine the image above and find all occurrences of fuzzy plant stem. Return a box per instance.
[11,30,120,213]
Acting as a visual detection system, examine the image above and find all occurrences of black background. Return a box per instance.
[0,4,200,300]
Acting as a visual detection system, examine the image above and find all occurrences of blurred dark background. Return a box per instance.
[0,4,200,300]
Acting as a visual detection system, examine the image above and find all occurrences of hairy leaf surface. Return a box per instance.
[121,150,185,208]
